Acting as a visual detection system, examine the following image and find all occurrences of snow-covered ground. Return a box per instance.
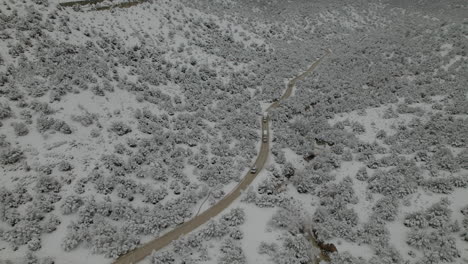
[1,0,467,264]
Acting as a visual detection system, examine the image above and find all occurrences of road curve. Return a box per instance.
[113,51,330,264]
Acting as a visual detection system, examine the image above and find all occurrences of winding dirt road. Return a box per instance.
[113,51,330,264]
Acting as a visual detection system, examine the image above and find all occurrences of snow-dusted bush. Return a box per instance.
[218,238,246,264]
[71,112,97,127]
[404,211,428,229]
[109,121,132,136]
[422,177,454,194]
[30,101,54,115]
[151,251,175,264]
[24,252,39,264]
[317,177,358,205]
[11,122,29,136]
[368,245,403,264]
[372,196,399,222]
[404,199,452,229]
[457,149,468,169]
[36,116,71,134]
[355,166,368,181]
[87,220,139,258]
[329,252,364,264]
[273,234,314,264]
[41,214,61,233]
[142,187,168,204]
[0,102,12,120]
[425,199,452,229]
[0,146,23,165]
[35,175,61,193]
[367,169,416,198]
[429,146,460,173]
[351,121,365,134]
[270,207,303,233]
[406,230,460,262]
[3,220,42,249]
[461,205,468,216]
[61,227,82,252]
[61,195,84,215]
[27,237,42,251]
[57,160,73,171]
[341,149,353,161]
[221,207,245,226]
[201,219,229,239]
[358,220,389,246]
[309,152,341,172]
[229,227,244,240]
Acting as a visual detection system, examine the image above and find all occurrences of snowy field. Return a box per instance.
[0,0,467,264]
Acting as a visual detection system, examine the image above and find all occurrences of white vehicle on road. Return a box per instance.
[250,166,257,174]
[262,129,268,143]
[262,112,268,123]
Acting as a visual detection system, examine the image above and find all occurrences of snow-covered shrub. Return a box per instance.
[367,169,416,198]
[229,227,244,240]
[30,101,54,115]
[35,175,61,193]
[90,128,100,138]
[24,205,45,222]
[310,152,341,172]
[341,149,353,161]
[3,220,42,248]
[276,234,314,264]
[317,177,358,205]
[71,112,97,127]
[355,166,368,181]
[221,207,245,226]
[376,129,387,139]
[61,195,84,215]
[41,214,61,233]
[351,121,365,134]
[270,207,301,232]
[0,102,12,120]
[429,147,460,173]
[218,238,246,264]
[109,121,132,136]
[100,154,125,176]
[404,211,428,229]
[372,196,399,222]
[406,230,460,262]
[201,219,229,239]
[329,252,363,264]
[0,146,23,165]
[24,252,39,264]
[57,160,72,171]
[461,205,468,216]
[32,193,60,214]
[422,177,454,194]
[11,122,29,136]
[61,228,82,252]
[368,245,403,264]
[151,251,175,264]
[87,220,139,258]
[425,199,452,229]
[27,237,42,251]
[457,149,468,169]
[404,199,452,229]
[358,220,389,246]
[142,187,168,204]
[93,176,116,195]
[36,116,71,134]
